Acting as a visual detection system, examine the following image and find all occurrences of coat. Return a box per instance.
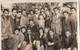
[47,34,61,50]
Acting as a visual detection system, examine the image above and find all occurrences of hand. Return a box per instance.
[18,44,21,48]
[51,43,54,45]
[67,47,71,50]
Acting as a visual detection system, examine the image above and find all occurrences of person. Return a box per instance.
[70,7,77,34]
[2,9,13,39]
[62,31,76,50]
[34,8,40,24]
[20,27,27,50]
[27,20,38,33]
[10,8,17,33]
[43,27,49,50]
[13,28,24,50]
[45,10,52,28]
[52,7,62,36]
[16,11,22,28]
[39,28,44,50]
[62,11,72,35]
[25,29,35,50]
[37,14,45,28]
[20,9,29,28]
[1,9,14,50]
[47,29,61,50]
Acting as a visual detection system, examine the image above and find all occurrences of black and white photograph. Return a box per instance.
[1,2,78,50]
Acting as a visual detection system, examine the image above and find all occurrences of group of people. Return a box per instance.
[1,2,77,50]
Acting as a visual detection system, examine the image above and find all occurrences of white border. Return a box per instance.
[0,0,79,50]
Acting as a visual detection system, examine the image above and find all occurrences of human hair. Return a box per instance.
[3,9,9,13]
[12,8,17,12]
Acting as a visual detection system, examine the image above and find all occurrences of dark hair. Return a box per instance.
[70,7,76,11]
[39,27,43,31]
[29,10,35,14]
[53,7,59,11]
[49,29,54,32]
[63,11,69,14]
[12,8,17,12]
[14,28,20,31]
[21,27,27,32]
[3,9,9,13]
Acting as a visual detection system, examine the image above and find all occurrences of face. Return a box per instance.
[54,9,59,14]
[39,29,43,35]
[29,21,34,26]
[71,9,76,14]
[4,11,9,16]
[12,10,17,16]
[64,13,68,18]
[41,8,44,12]
[30,11,34,14]
[49,30,53,35]
[22,11,26,15]
[44,28,48,33]
[46,10,50,15]
[14,30,19,35]
[27,29,31,35]
[35,9,40,14]
[44,7,48,11]
[39,15,43,20]
[17,13,22,17]
[39,5,42,9]
[28,14,31,18]
[65,31,71,38]
[22,28,26,33]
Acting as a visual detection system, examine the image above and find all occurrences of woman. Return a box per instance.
[37,14,45,28]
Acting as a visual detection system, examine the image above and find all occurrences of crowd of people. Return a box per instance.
[1,2,77,50]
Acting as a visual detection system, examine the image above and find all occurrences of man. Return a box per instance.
[16,11,22,28]
[2,9,13,50]
[13,28,24,50]
[70,7,77,34]
[45,10,52,28]
[10,8,17,33]
[62,31,77,50]
[52,7,62,36]
[20,9,29,28]
[47,29,61,50]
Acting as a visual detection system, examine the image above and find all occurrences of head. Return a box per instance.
[39,5,42,9]
[46,10,50,15]
[22,9,26,15]
[21,27,26,33]
[35,8,40,14]
[12,8,17,16]
[14,28,20,35]
[49,29,54,36]
[44,27,49,33]
[53,7,59,14]
[28,13,32,18]
[40,8,45,12]
[29,20,34,26]
[17,11,22,18]
[29,10,34,14]
[63,12,69,19]
[70,7,76,14]
[32,4,35,9]
[27,29,31,35]
[3,9,9,16]
[38,15,44,20]
[65,31,71,38]
[39,28,44,36]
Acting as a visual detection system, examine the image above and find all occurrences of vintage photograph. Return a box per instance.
[1,2,78,50]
